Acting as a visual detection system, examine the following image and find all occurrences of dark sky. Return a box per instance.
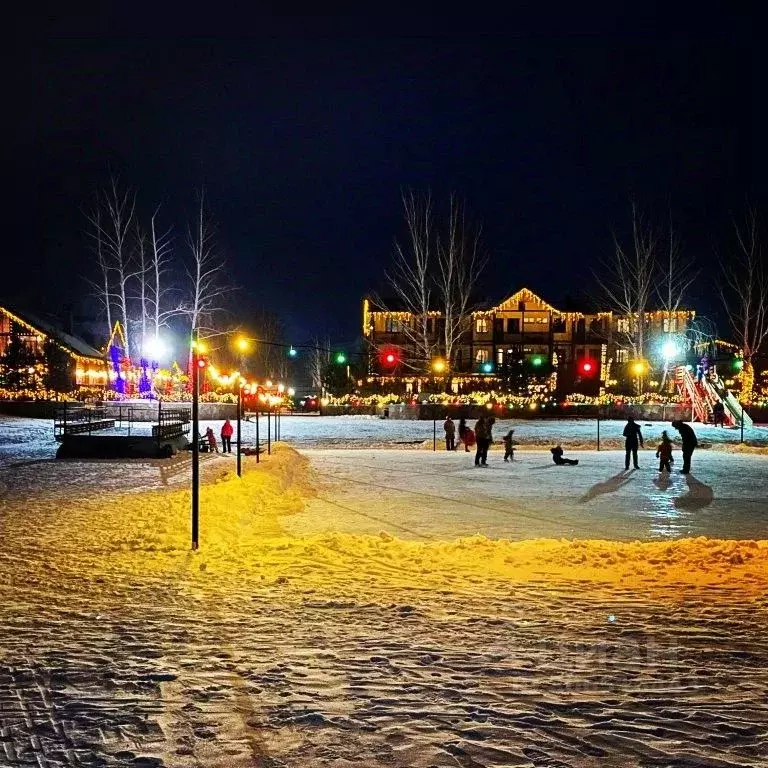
[8,8,766,345]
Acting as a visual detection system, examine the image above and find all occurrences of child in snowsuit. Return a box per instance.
[551,445,578,466]
[656,430,673,472]
[503,429,515,462]
[205,427,219,453]
[457,418,470,452]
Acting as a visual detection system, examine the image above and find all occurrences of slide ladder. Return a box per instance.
[674,366,712,424]
[704,375,753,428]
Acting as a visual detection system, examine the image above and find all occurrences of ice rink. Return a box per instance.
[294,448,768,541]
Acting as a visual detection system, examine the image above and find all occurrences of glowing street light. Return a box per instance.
[142,335,167,361]
[235,336,250,353]
[632,360,648,377]
[661,340,679,360]
[432,358,447,374]
[288,346,298,357]
[287,387,296,397]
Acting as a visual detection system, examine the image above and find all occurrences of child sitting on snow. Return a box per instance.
[551,444,579,466]
[503,429,516,462]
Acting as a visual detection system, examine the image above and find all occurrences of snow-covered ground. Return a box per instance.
[1,416,768,766]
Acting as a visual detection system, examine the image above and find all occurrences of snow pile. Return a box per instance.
[7,445,763,599]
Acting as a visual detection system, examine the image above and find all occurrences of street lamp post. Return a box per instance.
[191,330,200,550]
[236,380,242,477]
[267,404,272,455]
[255,406,260,463]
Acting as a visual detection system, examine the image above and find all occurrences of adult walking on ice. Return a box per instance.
[622,416,644,470]
[474,415,491,467]
[671,420,698,474]
[443,416,456,451]
[221,419,234,453]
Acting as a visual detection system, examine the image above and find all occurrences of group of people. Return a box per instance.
[443,415,516,466]
[442,413,699,474]
[623,416,698,474]
[200,420,235,453]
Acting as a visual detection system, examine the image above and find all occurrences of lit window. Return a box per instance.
[617,318,630,334]
[476,318,488,334]
[497,349,504,365]
[475,349,489,363]
[663,317,677,333]
[616,349,629,363]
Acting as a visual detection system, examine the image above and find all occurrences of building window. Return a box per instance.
[552,318,566,333]
[616,349,629,363]
[496,349,504,365]
[506,318,520,333]
[475,349,489,364]
[476,317,488,334]
[426,318,433,334]
[617,318,630,334]
[663,317,677,333]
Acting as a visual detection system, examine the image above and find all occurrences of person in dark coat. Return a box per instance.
[458,418,470,452]
[502,429,516,462]
[205,427,219,453]
[443,417,456,451]
[622,416,644,470]
[712,401,725,427]
[474,415,490,467]
[551,445,579,466]
[671,420,698,474]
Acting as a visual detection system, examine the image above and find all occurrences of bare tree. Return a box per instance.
[309,337,331,392]
[147,207,182,340]
[378,190,436,369]
[437,195,486,367]
[134,222,149,349]
[85,178,137,358]
[657,215,697,325]
[86,203,114,343]
[719,207,768,398]
[596,203,657,361]
[185,190,231,343]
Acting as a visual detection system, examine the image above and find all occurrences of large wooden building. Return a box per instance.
[0,305,108,396]
[362,288,695,393]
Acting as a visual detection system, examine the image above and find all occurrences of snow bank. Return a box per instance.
[8,445,763,599]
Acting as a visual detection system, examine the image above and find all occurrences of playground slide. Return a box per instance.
[705,378,753,427]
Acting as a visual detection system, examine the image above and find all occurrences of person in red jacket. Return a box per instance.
[205,427,219,453]
[220,419,234,453]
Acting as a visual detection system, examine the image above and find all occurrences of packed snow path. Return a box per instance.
[296,449,768,541]
[1,446,767,766]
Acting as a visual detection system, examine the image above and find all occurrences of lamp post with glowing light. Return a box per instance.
[190,332,209,550]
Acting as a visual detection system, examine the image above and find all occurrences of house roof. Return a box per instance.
[0,305,104,360]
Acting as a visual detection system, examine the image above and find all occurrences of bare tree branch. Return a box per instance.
[719,206,768,396]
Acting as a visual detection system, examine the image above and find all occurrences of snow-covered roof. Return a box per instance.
[0,305,104,360]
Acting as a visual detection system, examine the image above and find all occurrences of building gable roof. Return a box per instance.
[0,305,104,360]
[494,288,559,313]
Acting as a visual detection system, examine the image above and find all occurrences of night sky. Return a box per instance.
[9,9,766,345]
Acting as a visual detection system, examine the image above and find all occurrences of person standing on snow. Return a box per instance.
[671,420,698,474]
[656,430,673,473]
[220,419,234,453]
[443,416,456,451]
[474,415,490,466]
[622,416,644,470]
[502,429,516,462]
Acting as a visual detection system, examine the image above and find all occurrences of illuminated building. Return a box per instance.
[0,305,108,396]
[362,288,695,393]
